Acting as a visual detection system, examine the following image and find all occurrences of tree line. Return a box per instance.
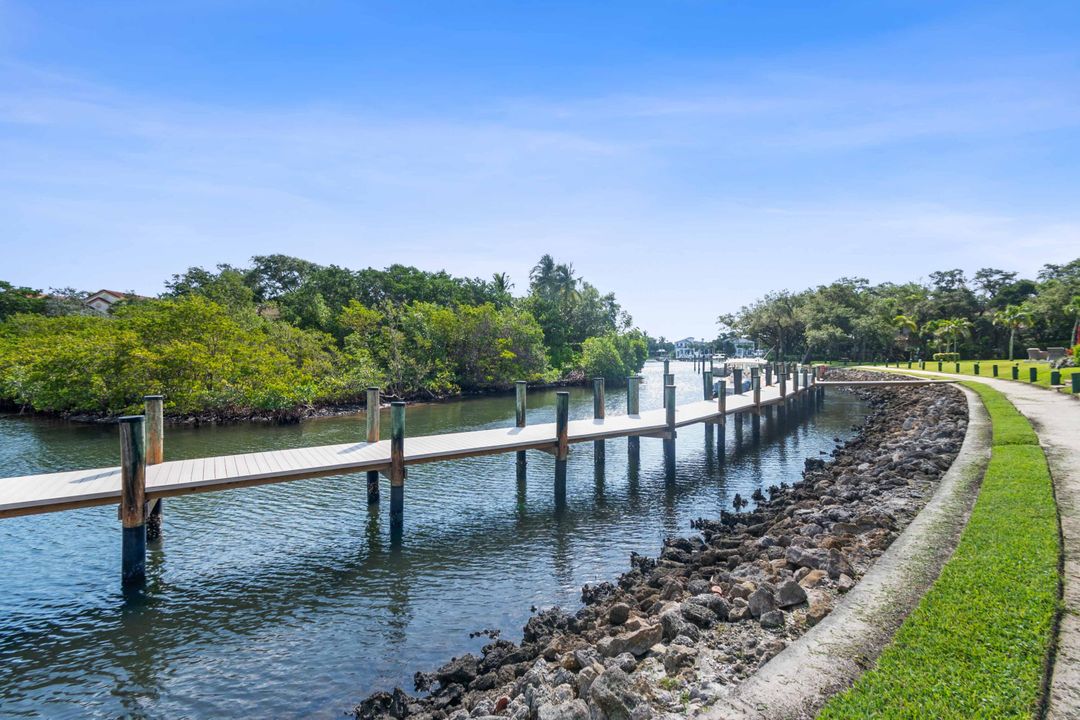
[0,255,646,417]
[719,259,1080,363]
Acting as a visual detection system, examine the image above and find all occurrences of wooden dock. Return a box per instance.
[0,362,944,584]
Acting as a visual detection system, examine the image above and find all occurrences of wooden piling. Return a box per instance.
[627,375,641,455]
[779,367,786,398]
[663,373,674,406]
[593,378,605,462]
[119,415,146,586]
[144,395,164,543]
[366,387,380,505]
[733,368,743,394]
[555,392,569,461]
[664,383,676,457]
[765,364,772,386]
[703,370,713,432]
[717,378,727,425]
[389,402,405,530]
[515,381,527,473]
[752,372,761,413]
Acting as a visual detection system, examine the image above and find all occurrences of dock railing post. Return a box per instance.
[515,381,527,474]
[366,387,381,505]
[389,402,405,531]
[144,395,164,543]
[119,415,147,586]
[593,378,605,462]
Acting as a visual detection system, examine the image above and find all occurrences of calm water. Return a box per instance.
[0,362,867,719]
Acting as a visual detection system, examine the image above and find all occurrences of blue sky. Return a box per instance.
[2,1,1079,339]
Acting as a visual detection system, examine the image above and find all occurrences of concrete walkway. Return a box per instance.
[871,368,1080,719]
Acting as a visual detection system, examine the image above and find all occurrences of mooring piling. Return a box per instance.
[389,402,405,531]
[144,395,164,543]
[627,374,641,456]
[733,367,743,394]
[119,415,147,586]
[516,381,527,473]
[555,391,569,501]
[664,383,676,457]
[593,377,606,462]
[366,387,381,505]
[752,371,761,414]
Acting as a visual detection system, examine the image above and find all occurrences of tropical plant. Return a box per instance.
[993,305,1032,361]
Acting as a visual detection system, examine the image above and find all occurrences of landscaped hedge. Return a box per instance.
[932,352,960,361]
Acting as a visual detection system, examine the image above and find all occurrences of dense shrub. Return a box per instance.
[932,352,960,361]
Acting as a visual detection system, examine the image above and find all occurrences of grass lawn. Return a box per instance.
[817,381,1060,719]
[864,359,1078,394]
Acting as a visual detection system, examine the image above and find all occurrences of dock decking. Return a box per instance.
[0,396,749,519]
[0,372,957,520]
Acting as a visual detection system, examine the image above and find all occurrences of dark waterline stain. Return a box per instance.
[0,362,867,719]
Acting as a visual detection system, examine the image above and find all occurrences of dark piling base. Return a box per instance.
[146,499,163,543]
[367,470,380,505]
[121,525,146,586]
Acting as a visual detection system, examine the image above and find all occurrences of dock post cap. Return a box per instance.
[516,380,527,385]
[143,394,164,400]
[118,415,145,423]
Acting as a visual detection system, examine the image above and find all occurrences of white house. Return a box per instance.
[732,338,757,358]
[84,289,131,314]
[673,337,700,360]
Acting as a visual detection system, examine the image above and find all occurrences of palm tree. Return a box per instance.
[491,272,513,294]
[993,305,1031,361]
[893,314,918,360]
[931,318,972,356]
[529,254,557,295]
[529,254,579,301]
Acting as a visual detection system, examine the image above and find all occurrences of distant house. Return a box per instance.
[84,289,134,314]
[732,338,757,358]
[674,337,700,360]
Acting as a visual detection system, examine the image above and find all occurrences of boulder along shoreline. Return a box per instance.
[355,369,968,720]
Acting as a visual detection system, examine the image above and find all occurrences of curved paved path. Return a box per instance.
[870,368,1080,719]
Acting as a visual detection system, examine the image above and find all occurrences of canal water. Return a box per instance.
[0,361,867,719]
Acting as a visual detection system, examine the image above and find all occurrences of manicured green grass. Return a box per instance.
[868,359,1078,394]
[818,381,1060,719]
